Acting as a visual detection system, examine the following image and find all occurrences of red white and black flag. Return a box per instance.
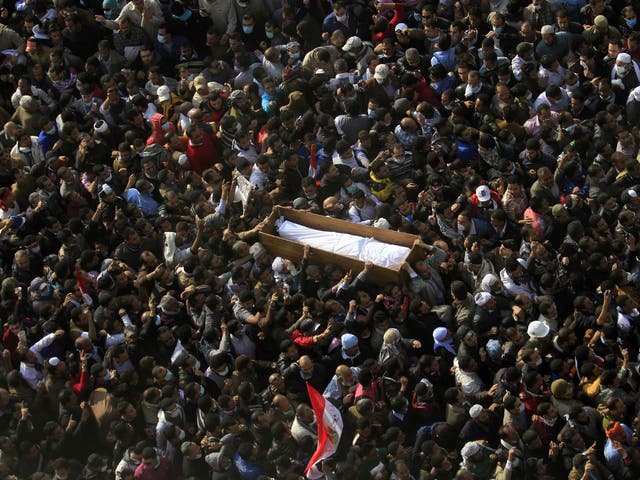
[305,382,344,479]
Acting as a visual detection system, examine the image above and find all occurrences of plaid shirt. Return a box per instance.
[522,1,556,31]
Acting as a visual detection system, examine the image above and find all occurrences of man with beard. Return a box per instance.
[323,364,359,411]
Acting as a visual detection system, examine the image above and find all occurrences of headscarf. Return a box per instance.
[433,327,456,355]
[378,328,402,365]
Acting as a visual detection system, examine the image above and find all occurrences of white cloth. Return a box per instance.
[276,218,410,268]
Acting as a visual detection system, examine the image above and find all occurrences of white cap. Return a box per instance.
[629,189,638,198]
[343,36,363,52]
[272,257,285,273]
[178,154,189,166]
[540,25,555,35]
[476,185,491,202]
[474,291,493,307]
[374,64,389,82]
[469,404,484,419]
[48,356,61,367]
[157,85,171,102]
[93,120,108,133]
[461,441,481,459]
[19,95,33,108]
[617,52,632,64]
[373,217,391,229]
[527,320,550,339]
[394,23,408,32]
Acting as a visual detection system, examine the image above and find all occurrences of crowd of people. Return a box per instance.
[2,0,640,478]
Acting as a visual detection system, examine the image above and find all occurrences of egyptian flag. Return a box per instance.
[305,382,343,479]
[75,265,93,306]
[308,144,318,179]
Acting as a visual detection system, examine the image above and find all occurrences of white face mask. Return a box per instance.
[579,60,588,70]
[336,13,347,22]
[535,356,543,366]
[616,65,628,76]
[19,146,31,153]
[217,366,230,376]
[518,403,526,414]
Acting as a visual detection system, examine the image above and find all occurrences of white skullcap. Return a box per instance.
[19,95,33,108]
[271,256,285,273]
[617,52,632,63]
[469,404,484,419]
[474,291,493,307]
[178,154,189,166]
[48,356,61,367]
[461,441,481,459]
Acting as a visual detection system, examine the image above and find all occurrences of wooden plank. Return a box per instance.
[279,207,418,247]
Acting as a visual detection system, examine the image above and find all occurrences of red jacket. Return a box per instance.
[134,456,183,480]
[186,131,218,175]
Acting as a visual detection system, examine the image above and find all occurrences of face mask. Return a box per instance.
[518,403,526,414]
[266,31,274,39]
[290,52,300,60]
[535,356,543,366]
[616,65,628,76]
[19,147,31,153]
[242,25,254,34]
[525,92,532,101]
[157,34,165,44]
[217,366,230,376]
[628,18,637,28]
[47,127,56,135]
[300,371,312,380]
[492,26,503,33]
[178,429,186,441]
[336,14,347,22]
[161,122,170,131]
[346,183,357,193]
[542,415,558,427]
[367,108,375,118]
[104,369,111,381]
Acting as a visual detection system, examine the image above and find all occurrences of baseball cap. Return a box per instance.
[594,15,608,28]
[157,85,171,102]
[475,185,491,202]
[374,64,389,82]
[343,36,363,52]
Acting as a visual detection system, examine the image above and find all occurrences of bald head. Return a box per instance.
[272,394,290,411]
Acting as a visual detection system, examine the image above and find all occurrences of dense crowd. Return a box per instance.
[2,0,640,478]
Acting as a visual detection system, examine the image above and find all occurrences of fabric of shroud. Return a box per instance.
[276,218,410,268]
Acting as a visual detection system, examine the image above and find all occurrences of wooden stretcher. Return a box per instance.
[259,207,422,285]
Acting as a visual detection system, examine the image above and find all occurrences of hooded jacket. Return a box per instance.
[146,113,174,146]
